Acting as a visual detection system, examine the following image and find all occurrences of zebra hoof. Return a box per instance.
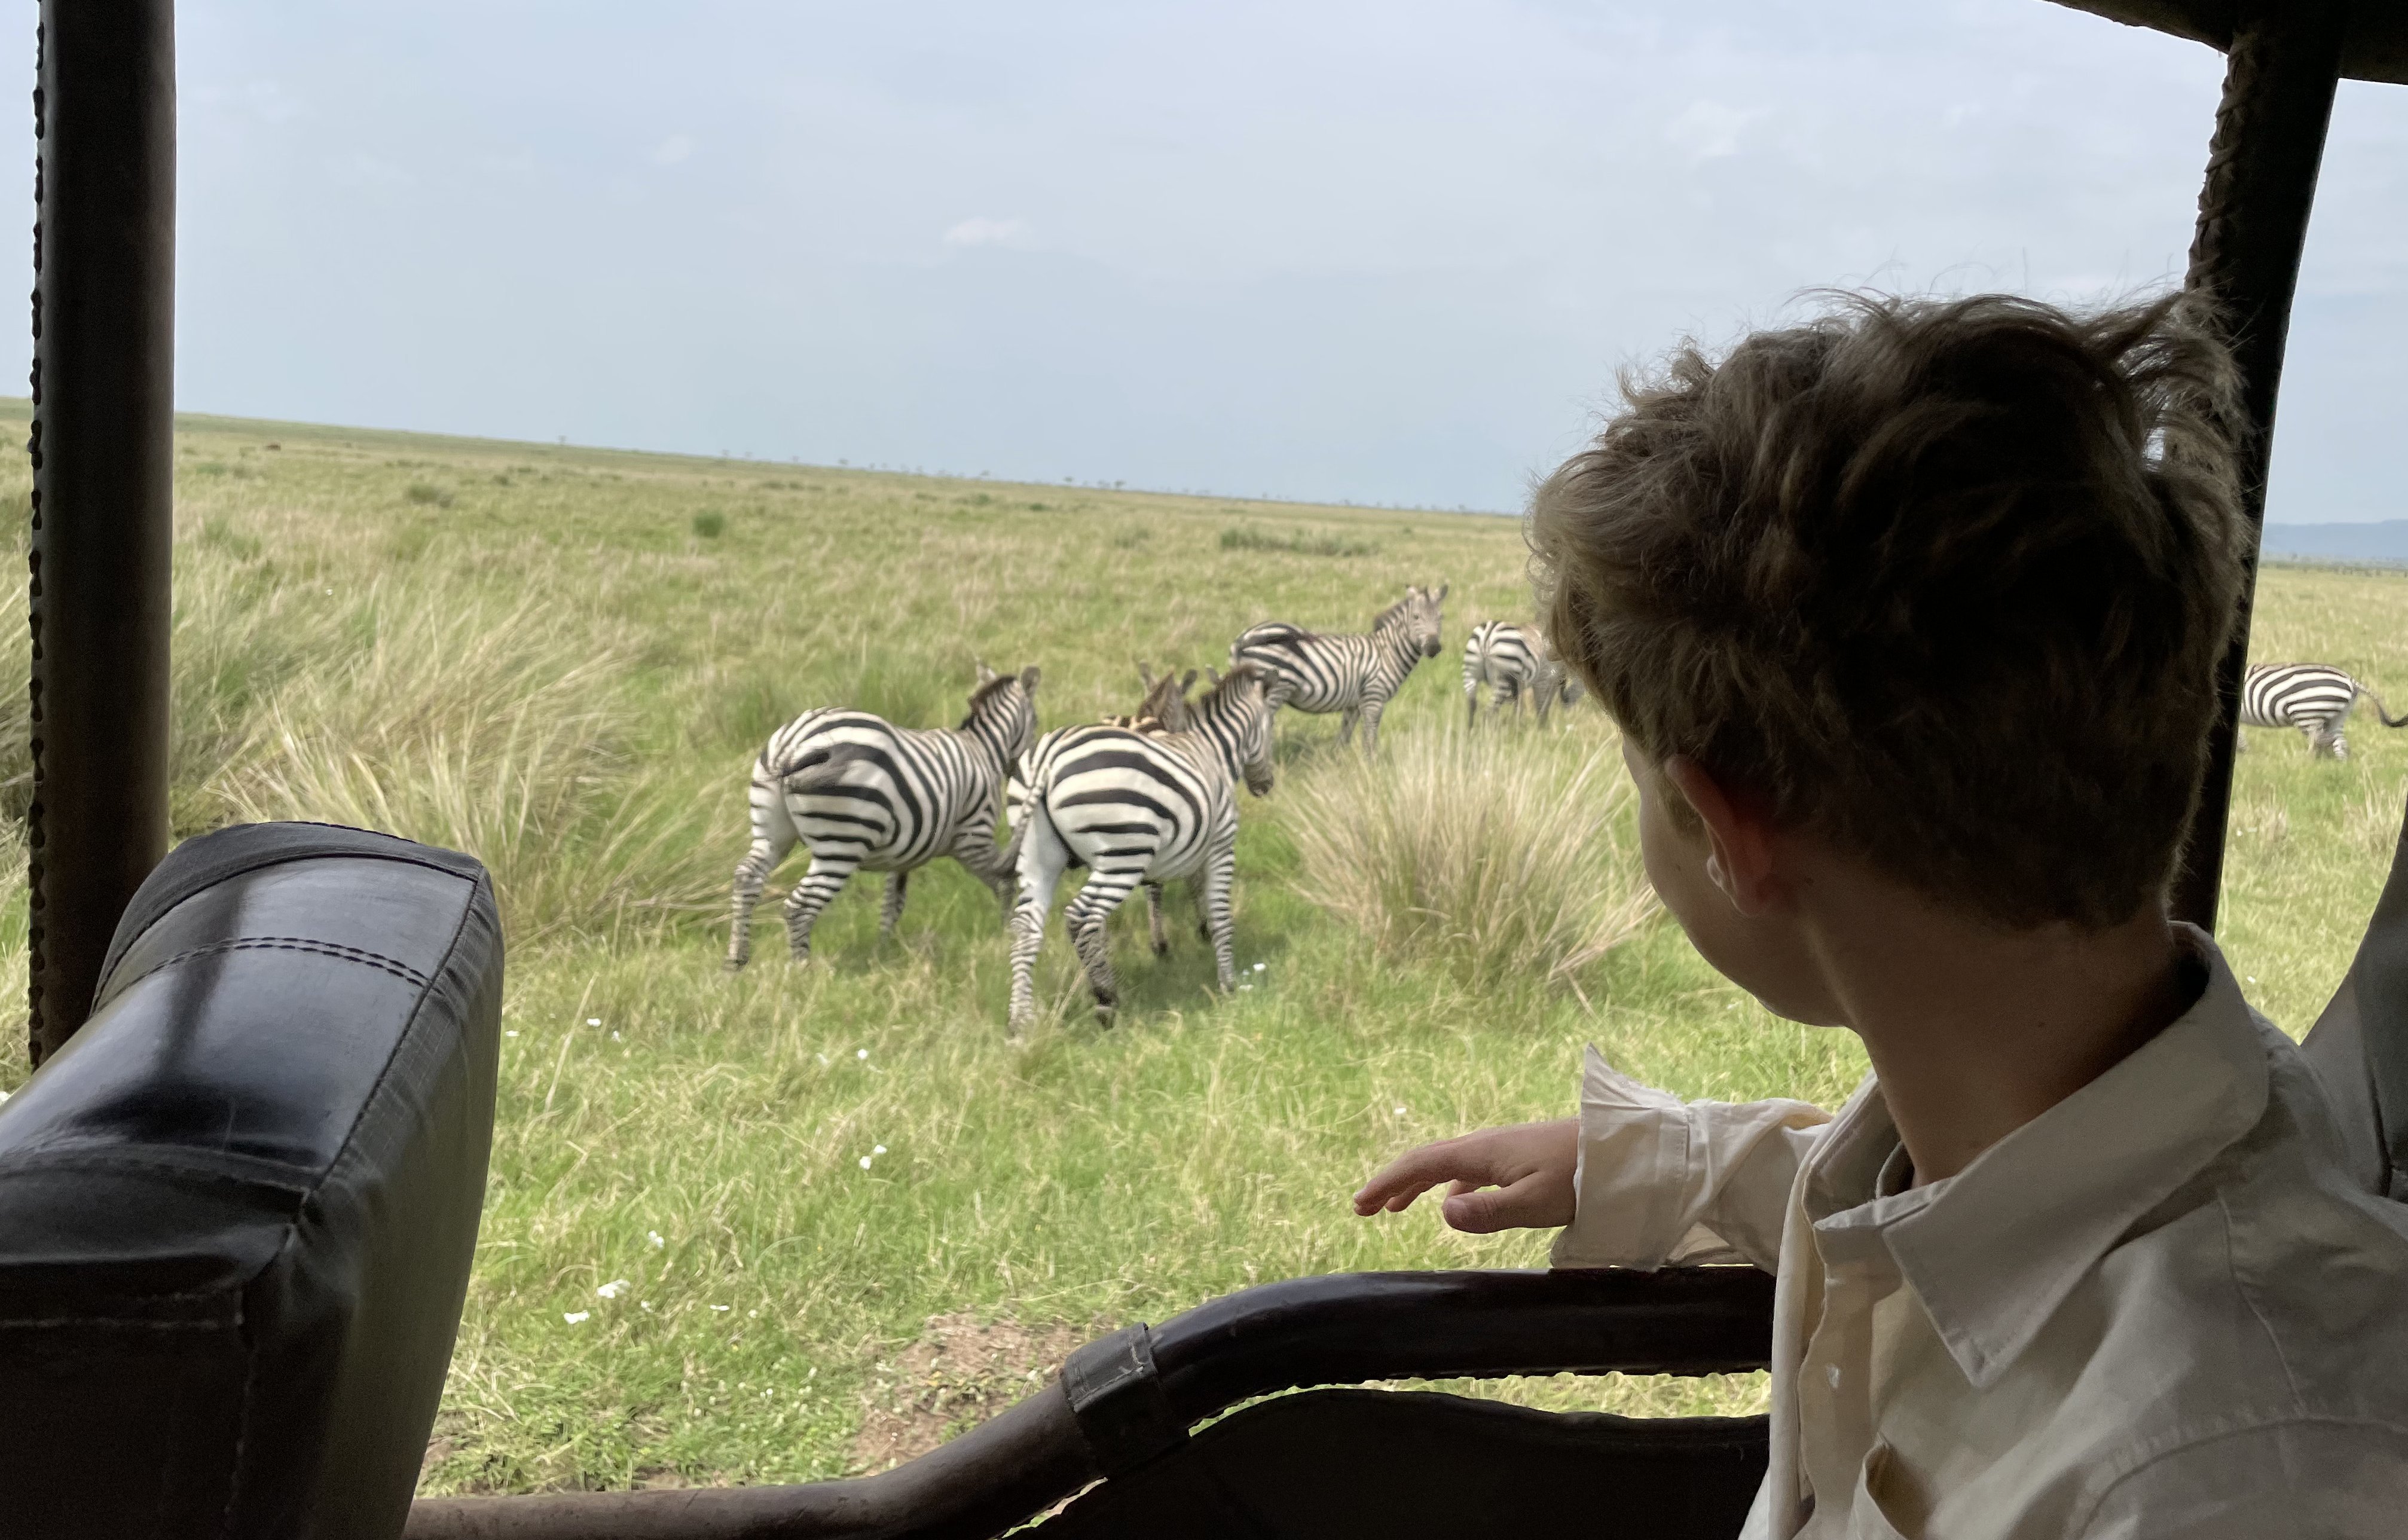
[1093,997,1119,1026]
[1151,939,1171,958]
[723,956,748,974]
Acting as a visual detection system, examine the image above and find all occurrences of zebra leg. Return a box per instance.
[1008,817,1071,1037]
[1145,882,1171,958]
[725,782,799,972]
[1197,850,1239,993]
[949,818,1019,928]
[1359,698,1387,757]
[878,870,909,940]
[1465,680,1480,729]
[1336,708,1359,748]
[1065,875,1141,1022]
[782,852,858,964]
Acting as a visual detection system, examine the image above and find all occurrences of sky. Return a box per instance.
[11,2,2404,517]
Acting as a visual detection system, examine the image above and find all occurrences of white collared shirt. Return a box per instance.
[1552,928,2408,1537]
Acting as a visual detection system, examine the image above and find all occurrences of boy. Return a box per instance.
[1354,295,2408,1536]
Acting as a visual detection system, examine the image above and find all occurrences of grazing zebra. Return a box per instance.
[1229,583,1447,756]
[2242,662,2408,760]
[1462,621,1582,726]
[1007,662,1277,1034]
[725,664,1040,971]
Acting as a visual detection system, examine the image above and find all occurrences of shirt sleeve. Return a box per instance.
[1548,1046,1832,1273]
[2079,1420,2408,1538]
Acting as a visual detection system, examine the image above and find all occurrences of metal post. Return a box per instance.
[26,2,176,1064]
[2171,2,2347,934]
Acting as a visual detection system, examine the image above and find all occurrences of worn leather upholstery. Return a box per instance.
[0,823,502,1539]
[2302,794,2408,1200]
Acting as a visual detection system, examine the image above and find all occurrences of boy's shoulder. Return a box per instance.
[2062,1026,2408,1521]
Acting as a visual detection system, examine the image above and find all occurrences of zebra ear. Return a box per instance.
[1181,668,1199,693]
[1206,665,1223,689]
[1019,665,1041,693]
[975,659,998,686]
[1139,662,1156,690]
[1435,582,1449,602]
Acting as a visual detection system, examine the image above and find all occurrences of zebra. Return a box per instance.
[1462,621,1582,727]
[725,662,1040,971]
[1229,583,1447,756]
[1007,661,1277,1034]
[2241,662,2408,760]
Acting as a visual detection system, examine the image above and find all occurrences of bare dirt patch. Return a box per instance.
[850,1310,1106,1473]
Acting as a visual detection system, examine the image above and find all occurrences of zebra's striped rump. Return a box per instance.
[1229,582,1446,756]
[1008,663,1276,1032]
[1463,619,1580,726]
[2241,662,2408,760]
[726,665,1040,970]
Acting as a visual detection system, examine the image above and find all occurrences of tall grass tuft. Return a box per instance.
[1287,724,1657,995]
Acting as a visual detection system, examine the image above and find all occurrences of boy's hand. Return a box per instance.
[1351,1119,1579,1235]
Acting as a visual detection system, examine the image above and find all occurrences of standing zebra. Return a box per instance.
[2241,662,2408,760]
[1462,621,1582,726]
[1007,662,1277,1034]
[725,663,1040,971]
[1229,583,1447,756]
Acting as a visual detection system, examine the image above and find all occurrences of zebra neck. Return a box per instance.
[959,713,1013,776]
[1372,620,1422,675]
[1190,698,1257,780]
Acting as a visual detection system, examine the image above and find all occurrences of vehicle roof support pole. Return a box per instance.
[2171,1,2348,934]
[26,1,176,1064]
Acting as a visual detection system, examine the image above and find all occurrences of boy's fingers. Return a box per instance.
[1441,1170,1552,1235]
[1352,1141,1480,1215]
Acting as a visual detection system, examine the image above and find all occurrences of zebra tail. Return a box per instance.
[2373,690,2408,729]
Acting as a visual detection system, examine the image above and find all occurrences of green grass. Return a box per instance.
[0,401,2399,1491]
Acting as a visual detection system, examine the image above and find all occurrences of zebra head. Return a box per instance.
[1393,583,1447,659]
[1203,662,1278,798]
[963,662,1043,772]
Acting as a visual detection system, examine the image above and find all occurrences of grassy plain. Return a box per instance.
[0,403,2400,1492]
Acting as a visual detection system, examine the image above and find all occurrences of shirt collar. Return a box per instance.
[1806,924,2271,1389]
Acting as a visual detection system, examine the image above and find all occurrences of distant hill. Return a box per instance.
[2263,521,2408,567]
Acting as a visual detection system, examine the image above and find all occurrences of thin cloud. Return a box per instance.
[943,216,1034,249]
[649,134,696,166]
[1665,99,1768,161]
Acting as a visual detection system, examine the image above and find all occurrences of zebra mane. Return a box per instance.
[959,671,1022,726]
[1197,662,1269,714]
[1370,591,1417,634]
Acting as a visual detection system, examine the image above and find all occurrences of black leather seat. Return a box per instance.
[2302,793,2408,1200]
[0,823,502,1539]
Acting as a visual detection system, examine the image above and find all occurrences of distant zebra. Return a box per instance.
[1462,621,1581,726]
[2242,663,2408,760]
[726,664,1040,970]
[1230,583,1447,756]
[1007,662,1277,1034]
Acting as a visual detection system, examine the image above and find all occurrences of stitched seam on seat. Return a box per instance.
[1,1317,235,1330]
[115,936,434,995]
[0,1148,315,1195]
[324,873,483,1182]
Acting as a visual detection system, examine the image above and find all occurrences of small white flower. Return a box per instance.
[1394,1105,1407,1116]
[611,1031,622,1041]
[2247,976,2259,984]
[597,1279,630,1299]
[1239,982,1252,991]
[858,1156,873,1169]
[856,1048,869,1061]
[563,1310,591,1325]
[1253,962,1266,973]
[505,1029,519,1038]
[873,1144,887,1156]
[711,1304,730,1312]
[640,1301,653,1312]
[586,1017,601,1026]
[647,1230,665,1249]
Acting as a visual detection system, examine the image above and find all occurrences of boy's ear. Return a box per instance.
[1663,756,1781,915]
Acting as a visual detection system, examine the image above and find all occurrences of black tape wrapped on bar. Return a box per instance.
[0,823,503,1539]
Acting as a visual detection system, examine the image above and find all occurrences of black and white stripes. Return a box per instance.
[1230,583,1447,756]
[1462,621,1580,726]
[2242,663,2407,760]
[725,665,1040,970]
[1007,663,1278,1034]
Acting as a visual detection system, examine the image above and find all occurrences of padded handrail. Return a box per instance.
[405,1265,1773,1540]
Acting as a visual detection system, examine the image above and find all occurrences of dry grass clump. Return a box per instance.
[1288,723,1657,994]
[202,586,726,946]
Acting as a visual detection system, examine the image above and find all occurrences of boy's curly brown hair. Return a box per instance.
[1532,292,2243,930]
